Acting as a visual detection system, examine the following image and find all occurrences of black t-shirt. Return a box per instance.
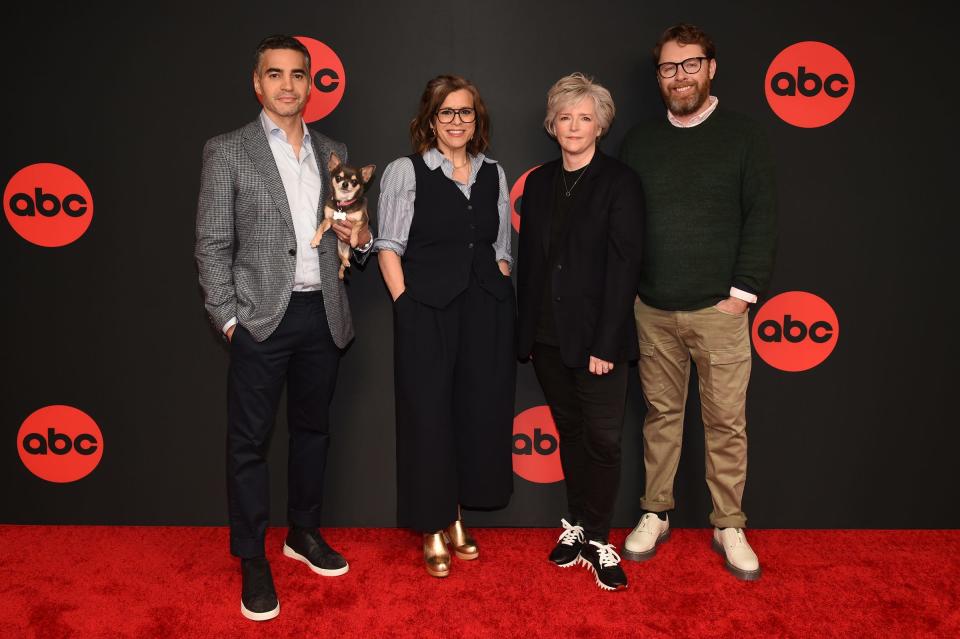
[535,164,588,346]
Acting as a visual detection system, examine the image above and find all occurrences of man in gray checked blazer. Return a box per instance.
[195,35,373,622]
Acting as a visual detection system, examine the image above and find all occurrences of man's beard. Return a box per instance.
[662,78,710,117]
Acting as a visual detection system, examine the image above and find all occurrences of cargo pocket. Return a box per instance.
[637,340,665,397]
[705,347,752,405]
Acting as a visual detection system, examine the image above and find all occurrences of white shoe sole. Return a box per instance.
[551,553,579,568]
[241,599,279,621]
[576,556,627,591]
[711,538,762,581]
[283,543,350,576]
[622,528,671,562]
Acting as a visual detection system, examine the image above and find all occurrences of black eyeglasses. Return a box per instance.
[435,107,476,123]
[657,56,709,79]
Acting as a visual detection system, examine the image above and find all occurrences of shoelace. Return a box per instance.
[556,519,585,546]
[588,541,622,568]
[722,528,747,548]
[637,513,659,532]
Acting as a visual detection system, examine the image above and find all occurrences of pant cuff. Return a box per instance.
[710,514,747,529]
[639,499,674,513]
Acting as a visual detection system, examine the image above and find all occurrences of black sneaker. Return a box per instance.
[283,527,349,576]
[549,518,585,567]
[578,540,628,591]
[240,556,280,621]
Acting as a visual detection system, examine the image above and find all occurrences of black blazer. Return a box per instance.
[516,150,644,367]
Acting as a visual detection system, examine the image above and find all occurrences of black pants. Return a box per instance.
[226,291,340,558]
[532,343,628,541]
[393,276,516,532]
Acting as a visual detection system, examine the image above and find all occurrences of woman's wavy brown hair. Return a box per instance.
[409,75,490,156]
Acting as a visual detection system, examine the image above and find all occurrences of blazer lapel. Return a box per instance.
[241,120,295,235]
[538,161,561,256]
[309,131,332,228]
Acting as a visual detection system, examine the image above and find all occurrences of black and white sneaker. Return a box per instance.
[283,527,349,576]
[240,556,280,621]
[549,518,585,567]
[578,540,628,591]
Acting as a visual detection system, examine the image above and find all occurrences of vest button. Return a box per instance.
[554,296,561,302]
[289,248,297,256]
[468,243,474,249]
[556,264,563,270]
[467,204,473,210]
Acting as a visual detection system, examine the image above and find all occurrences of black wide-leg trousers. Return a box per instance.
[531,342,628,542]
[394,275,516,532]
[226,291,340,558]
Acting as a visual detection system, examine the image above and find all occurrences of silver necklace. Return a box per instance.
[562,164,589,197]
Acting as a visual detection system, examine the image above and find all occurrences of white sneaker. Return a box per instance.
[623,513,670,562]
[712,527,761,581]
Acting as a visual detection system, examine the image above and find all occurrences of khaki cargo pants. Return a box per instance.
[634,298,752,528]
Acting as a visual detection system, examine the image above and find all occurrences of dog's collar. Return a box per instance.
[335,198,358,209]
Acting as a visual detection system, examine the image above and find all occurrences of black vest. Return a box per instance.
[403,154,510,308]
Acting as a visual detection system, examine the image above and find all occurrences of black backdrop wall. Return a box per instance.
[3,1,958,529]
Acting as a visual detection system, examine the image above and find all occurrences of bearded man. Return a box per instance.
[619,23,778,581]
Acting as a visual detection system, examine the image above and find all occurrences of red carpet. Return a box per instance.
[1,526,958,638]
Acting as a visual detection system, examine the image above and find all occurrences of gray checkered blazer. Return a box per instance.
[195,119,368,347]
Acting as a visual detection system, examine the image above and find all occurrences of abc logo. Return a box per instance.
[17,405,104,483]
[296,36,346,122]
[765,42,855,128]
[509,166,540,233]
[512,405,563,484]
[4,163,93,247]
[752,291,839,372]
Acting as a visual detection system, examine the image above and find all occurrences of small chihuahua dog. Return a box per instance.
[310,152,376,279]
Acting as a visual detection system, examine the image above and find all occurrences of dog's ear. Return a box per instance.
[328,152,342,173]
[360,164,376,184]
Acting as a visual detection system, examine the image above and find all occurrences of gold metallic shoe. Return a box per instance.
[445,517,479,560]
[423,532,451,578]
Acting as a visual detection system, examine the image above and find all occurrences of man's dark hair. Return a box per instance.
[254,35,311,72]
[652,23,716,63]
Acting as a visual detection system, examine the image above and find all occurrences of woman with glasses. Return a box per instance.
[374,75,515,578]
[515,73,643,591]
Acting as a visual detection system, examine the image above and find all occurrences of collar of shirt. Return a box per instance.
[423,146,496,185]
[259,110,313,153]
[667,95,719,128]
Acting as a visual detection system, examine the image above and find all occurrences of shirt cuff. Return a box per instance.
[372,238,406,256]
[729,287,758,304]
[223,317,238,334]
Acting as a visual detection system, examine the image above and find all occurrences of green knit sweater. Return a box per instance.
[620,107,777,311]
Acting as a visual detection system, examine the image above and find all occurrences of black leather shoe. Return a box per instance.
[283,527,349,576]
[578,540,628,591]
[240,556,280,621]
[549,518,585,567]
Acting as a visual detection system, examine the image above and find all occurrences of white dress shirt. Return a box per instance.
[223,111,325,334]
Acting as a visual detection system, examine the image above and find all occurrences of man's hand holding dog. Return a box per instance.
[332,219,371,248]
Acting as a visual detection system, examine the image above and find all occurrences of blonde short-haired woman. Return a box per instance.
[515,72,644,591]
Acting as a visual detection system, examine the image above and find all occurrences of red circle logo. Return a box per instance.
[752,291,839,372]
[17,405,103,483]
[513,405,563,483]
[765,41,855,128]
[296,36,345,122]
[509,166,540,233]
[4,163,93,247]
